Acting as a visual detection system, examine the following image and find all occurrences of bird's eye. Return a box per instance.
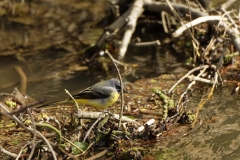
[115,85,121,92]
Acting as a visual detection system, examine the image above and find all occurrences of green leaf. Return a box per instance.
[72,142,89,155]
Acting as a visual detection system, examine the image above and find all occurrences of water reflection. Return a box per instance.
[0,48,105,103]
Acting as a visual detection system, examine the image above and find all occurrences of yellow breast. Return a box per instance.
[75,91,119,110]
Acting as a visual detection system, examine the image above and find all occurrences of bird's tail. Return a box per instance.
[37,99,73,108]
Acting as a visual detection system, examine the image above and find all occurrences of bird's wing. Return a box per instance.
[72,87,110,99]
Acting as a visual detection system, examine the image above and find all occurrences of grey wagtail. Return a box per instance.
[38,78,126,110]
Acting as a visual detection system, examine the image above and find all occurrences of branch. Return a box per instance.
[144,1,240,53]
[144,1,208,19]
[118,0,144,58]
[75,110,140,125]
[173,16,227,37]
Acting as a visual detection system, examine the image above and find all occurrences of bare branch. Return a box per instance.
[118,0,144,58]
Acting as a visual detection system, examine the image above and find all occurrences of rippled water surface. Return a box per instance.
[156,86,240,159]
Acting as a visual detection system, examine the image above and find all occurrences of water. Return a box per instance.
[156,86,240,159]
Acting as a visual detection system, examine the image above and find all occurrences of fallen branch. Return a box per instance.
[75,109,140,125]
[173,16,228,37]
[118,0,144,58]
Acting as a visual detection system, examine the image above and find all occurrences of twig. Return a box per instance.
[161,11,170,33]
[165,0,200,58]
[177,81,195,112]
[14,66,27,94]
[176,65,209,111]
[202,36,217,61]
[188,75,215,84]
[144,1,240,53]
[144,1,208,19]
[168,65,208,93]
[65,89,80,110]
[16,143,29,160]
[190,93,206,129]
[208,69,219,99]
[35,122,62,144]
[136,118,155,132]
[104,50,125,128]
[191,68,219,128]
[173,16,227,37]
[76,110,140,125]
[61,136,84,153]
[220,0,237,9]
[27,109,37,160]
[87,7,134,61]
[83,113,103,142]
[0,145,18,158]
[0,103,58,160]
[56,145,78,160]
[106,6,132,32]
[77,142,95,156]
[219,8,238,28]
[129,40,161,47]
[218,8,240,53]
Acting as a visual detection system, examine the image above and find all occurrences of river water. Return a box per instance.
[156,85,240,159]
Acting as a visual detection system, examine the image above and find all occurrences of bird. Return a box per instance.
[38,78,126,110]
